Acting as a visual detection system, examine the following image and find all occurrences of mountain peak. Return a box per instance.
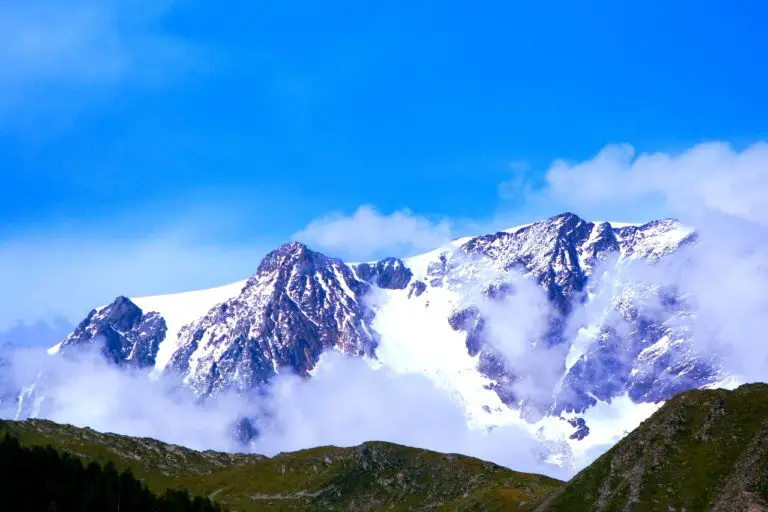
[168,240,377,396]
[103,296,143,328]
[548,211,585,223]
[268,241,317,262]
[59,295,166,367]
[255,241,329,276]
[277,240,310,254]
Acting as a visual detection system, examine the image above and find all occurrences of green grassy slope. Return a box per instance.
[538,383,768,512]
[0,419,562,511]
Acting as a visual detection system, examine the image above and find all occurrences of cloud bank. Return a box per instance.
[519,141,768,226]
[294,205,453,261]
[2,346,573,480]
[533,140,768,382]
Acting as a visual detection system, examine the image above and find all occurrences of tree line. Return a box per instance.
[0,434,226,512]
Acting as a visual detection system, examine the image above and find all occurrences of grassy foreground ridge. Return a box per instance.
[537,382,768,511]
[0,419,562,511]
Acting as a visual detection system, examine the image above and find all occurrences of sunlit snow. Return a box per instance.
[132,280,247,370]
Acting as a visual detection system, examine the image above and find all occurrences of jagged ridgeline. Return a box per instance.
[3,384,768,511]
[0,419,562,511]
[52,213,710,422]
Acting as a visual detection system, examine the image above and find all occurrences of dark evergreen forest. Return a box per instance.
[0,434,224,512]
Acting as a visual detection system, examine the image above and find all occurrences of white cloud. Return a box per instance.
[642,224,768,384]
[254,353,571,478]
[0,0,198,117]
[516,140,768,382]
[530,141,768,225]
[294,205,453,261]
[6,345,253,453]
[4,346,572,479]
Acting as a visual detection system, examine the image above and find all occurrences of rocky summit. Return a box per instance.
[59,296,167,368]
[166,242,378,395]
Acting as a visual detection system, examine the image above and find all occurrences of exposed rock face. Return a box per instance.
[59,296,166,368]
[430,213,712,415]
[167,242,378,395]
[407,280,427,298]
[566,418,590,441]
[230,416,259,445]
[460,213,595,314]
[355,257,413,289]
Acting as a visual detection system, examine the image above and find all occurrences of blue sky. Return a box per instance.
[1,0,768,327]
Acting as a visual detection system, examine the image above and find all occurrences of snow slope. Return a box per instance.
[132,280,248,370]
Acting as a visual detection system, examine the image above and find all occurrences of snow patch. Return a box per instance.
[132,279,248,370]
[332,265,356,300]
[532,393,663,471]
[637,335,675,361]
[368,284,519,428]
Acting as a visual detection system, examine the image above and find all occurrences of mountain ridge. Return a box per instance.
[0,417,563,511]
[537,382,768,511]
[42,212,718,469]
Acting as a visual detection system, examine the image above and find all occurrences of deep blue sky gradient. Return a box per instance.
[2,0,767,243]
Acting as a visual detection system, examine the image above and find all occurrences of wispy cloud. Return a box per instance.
[515,139,768,384]
[511,141,768,225]
[293,141,768,257]
[293,205,454,261]
[0,0,199,119]
[5,346,572,479]
[0,230,266,331]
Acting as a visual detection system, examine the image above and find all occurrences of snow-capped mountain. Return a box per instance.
[52,212,717,443]
[57,296,167,367]
[166,242,379,396]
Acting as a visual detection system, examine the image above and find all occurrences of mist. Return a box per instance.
[0,343,575,480]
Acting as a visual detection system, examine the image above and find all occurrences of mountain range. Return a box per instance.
[32,212,730,468]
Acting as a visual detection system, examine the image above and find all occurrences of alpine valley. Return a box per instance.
[14,212,737,476]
